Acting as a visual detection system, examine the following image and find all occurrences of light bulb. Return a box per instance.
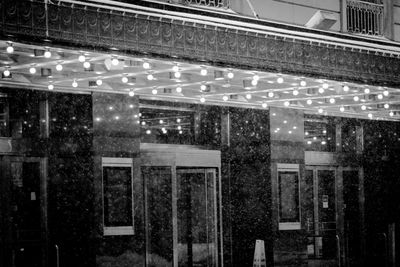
[83,61,91,69]
[44,50,51,58]
[253,74,260,81]
[361,105,367,110]
[3,69,10,77]
[277,77,284,84]
[200,84,207,91]
[384,103,389,109]
[368,113,373,119]
[293,90,299,96]
[343,85,349,92]
[152,89,158,95]
[389,111,394,117]
[307,99,313,105]
[111,58,119,66]
[251,79,258,86]
[174,72,181,79]
[329,98,335,104]
[377,94,383,100]
[284,101,290,107]
[176,86,182,93]
[29,67,36,74]
[177,118,181,123]
[129,91,135,97]
[147,74,154,80]
[143,62,150,69]
[318,108,323,114]
[146,129,151,135]
[200,97,206,103]
[172,65,179,72]
[318,87,325,94]
[353,96,359,102]
[227,71,234,79]
[96,79,103,86]
[200,68,208,76]
[72,80,78,88]
[340,106,345,112]
[262,102,268,108]
[56,64,63,71]
[322,83,329,89]
[245,93,252,100]
[78,55,86,62]
[300,80,307,87]
[383,90,389,96]
[6,44,14,54]
[364,88,370,94]
[223,95,229,101]
[160,120,164,124]
[122,76,128,83]
[48,84,54,90]
[268,92,274,98]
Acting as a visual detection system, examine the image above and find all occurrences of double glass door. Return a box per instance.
[141,146,222,267]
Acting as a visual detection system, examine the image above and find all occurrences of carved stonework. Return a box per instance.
[1,0,400,86]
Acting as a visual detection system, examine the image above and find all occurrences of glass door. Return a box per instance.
[7,159,46,267]
[177,168,217,267]
[305,167,337,261]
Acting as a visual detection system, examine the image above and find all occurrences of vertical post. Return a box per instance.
[55,245,59,267]
[40,100,49,138]
[383,0,394,39]
[388,223,396,267]
[358,168,366,266]
[341,0,348,33]
[336,167,344,265]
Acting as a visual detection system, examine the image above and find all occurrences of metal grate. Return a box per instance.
[184,0,230,8]
[346,0,384,36]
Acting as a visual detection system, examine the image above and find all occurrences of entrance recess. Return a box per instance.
[141,144,222,267]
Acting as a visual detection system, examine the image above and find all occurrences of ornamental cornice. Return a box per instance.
[1,0,400,86]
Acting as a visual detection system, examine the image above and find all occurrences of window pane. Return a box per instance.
[279,171,299,223]
[304,115,336,152]
[103,167,132,227]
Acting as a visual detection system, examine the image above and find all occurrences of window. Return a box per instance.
[102,157,134,235]
[278,164,300,230]
[346,0,383,36]
[305,115,336,152]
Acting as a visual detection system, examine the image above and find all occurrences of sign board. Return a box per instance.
[253,239,266,267]
[322,194,329,208]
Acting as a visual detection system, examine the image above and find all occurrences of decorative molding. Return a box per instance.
[1,0,400,86]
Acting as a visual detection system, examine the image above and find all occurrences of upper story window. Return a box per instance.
[346,0,384,36]
[184,0,230,9]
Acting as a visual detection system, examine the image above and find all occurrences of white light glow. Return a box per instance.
[200,84,207,91]
[78,55,86,62]
[300,80,307,87]
[176,86,182,93]
[318,87,325,94]
[284,101,290,107]
[6,44,14,54]
[44,50,51,58]
[200,68,208,76]
[277,77,284,84]
[174,72,181,79]
[48,84,54,90]
[322,83,329,89]
[227,71,234,79]
[3,69,10,77]
[318,108,323,113]
[268,92,274,98]
[378,94,383,99]
[343,85,350,92]
[143,62,151,69]
[129,91,135,97]
[251,79,258,86]
[152,89,158,95]
[253,74,260,81]
[329,98,335,104]
[353,96,360,102]
[56,64,63,71]
[368,113,373,119]
[29,67,36,74]
[83,61,91,69]
[390,111,394,117]
[122,76,128,83]
[262,102,268,108]
[200,97,206,103]
[96,79,102,86]
[111,58,119,66]
[364,88,370,94]
[147,74,154,80]
[361,105,367,110]
[293,90,299,96]
[223,95,229,101]
[384,103,389,109]
[72,80,78,88]
[307,99,313,105]
[245,94,252,100]
[383,90,389,96]
[172,65,179,72]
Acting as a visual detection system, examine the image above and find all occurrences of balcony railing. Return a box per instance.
[184,0,230,9]
[346,0,384,36]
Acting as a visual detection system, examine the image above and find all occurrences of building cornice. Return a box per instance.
[1,0,400,86]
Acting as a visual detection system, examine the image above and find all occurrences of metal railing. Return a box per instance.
[184,0,230,9]
[346,0,384,36]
